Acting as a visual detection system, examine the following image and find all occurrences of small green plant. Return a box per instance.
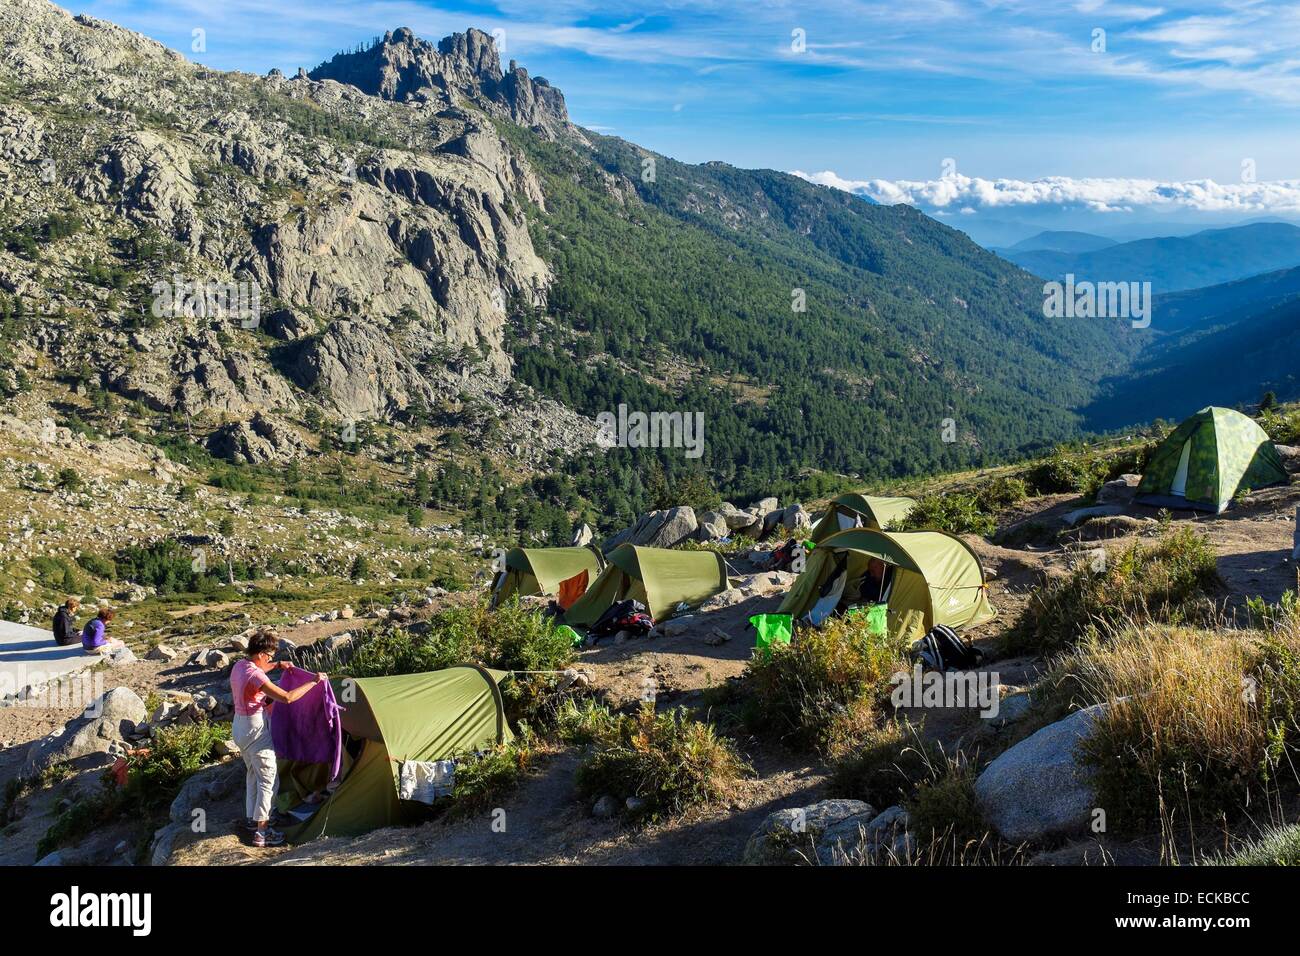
[743,616,907,756]
[573,705,750,820]
[1005,527,1220,655]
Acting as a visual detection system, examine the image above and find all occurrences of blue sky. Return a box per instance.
[73,0,1300,220]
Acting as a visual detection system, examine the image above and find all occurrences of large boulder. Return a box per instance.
[206,412,306,465]
[150,760,243,865]
[1095,474,1141,505]
[603,506,698,551]
[974,703,1106,844]
[816,805,913,865]
[695,510,730,542]
[743,798,875,865]
[24,687,147,777]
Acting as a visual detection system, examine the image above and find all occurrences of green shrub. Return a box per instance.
[828,720,943,807]
[1005,527,1220,655]
[343,601,574,723]
[904,757,987,847]
[1208,824,1300,866]
[76,552,117,579]
[573,705,750,820]
[900,492,995,537]
[444,742,532,821]
[743,616,907,756]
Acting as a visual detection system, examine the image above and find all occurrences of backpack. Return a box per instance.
[588,599,654,640]
[912,624,984,672]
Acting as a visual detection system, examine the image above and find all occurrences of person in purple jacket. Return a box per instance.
[81,607,125,655]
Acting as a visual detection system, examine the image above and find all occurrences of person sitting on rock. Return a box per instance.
[231,632,326,848]
[81,606,125,655]
[53,597,81,647]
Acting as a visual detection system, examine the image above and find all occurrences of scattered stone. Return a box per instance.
[743,799,875,865]
[592,795,619,819]
[145,643,177,662]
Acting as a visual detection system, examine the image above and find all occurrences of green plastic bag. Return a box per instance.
[556,624,585,647]
[846,603,889,637]
[750,613,793,658]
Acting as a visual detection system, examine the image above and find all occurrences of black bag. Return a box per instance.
[588,599,654,639]
[913,624,984,672]
[765,539,801,572]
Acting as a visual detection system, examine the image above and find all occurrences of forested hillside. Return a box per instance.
[503,125,1142,497]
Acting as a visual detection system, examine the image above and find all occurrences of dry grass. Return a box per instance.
[1045,622,1300,834]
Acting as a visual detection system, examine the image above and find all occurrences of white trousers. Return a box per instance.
[233,711,278,823]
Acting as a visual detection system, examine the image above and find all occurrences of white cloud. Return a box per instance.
[792,170,1300,213]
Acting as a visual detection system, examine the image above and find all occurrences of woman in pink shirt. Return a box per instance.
[231,632,326,847]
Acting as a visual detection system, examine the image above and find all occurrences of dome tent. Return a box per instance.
[286,665,512,842]
[489,545,605,608]
[1136,406,1288,514]
[562,544,730,628]
[778,528,995,642]
[808,493,919,543]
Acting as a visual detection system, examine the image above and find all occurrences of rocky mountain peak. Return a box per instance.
[309,26,568,129]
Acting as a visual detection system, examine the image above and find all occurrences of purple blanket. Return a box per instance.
[270,668,342,781]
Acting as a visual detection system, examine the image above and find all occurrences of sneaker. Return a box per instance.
[252,828,285,848]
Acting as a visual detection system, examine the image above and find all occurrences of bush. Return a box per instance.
[903,756,988,847]
[1046,625,1300,833]
[573,705,750,820]
[444,742,532,821]
[900,492,996,537]
[1005,527,1220,655]
[1208,824,1300,866]
[828,720,943,807]
[342,601,575,724]
[75,552,117,580]
[743,616,907,756]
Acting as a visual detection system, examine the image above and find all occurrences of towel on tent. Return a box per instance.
[557,569,589,610]
[270,667,343,782]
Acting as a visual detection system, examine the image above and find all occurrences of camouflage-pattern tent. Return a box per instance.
[1136,406,1288,514]
[809,494,919,542]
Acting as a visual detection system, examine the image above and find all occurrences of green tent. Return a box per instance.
[809,494,919,543]
[778,528,995,642]
[288,665,512,842]
[563,544,730,627]
[489,545,605,608]
[1136,406,1288,514]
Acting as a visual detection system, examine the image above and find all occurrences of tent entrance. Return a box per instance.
[1170,438,1192,498]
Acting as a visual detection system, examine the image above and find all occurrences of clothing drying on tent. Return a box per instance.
[808,494,919,543]
[562,544,730,628]
[285,665,512,842]
[1135,406,1288,514]
[271,666,344,789]
[778,528,995,641]
[489,545,605,608]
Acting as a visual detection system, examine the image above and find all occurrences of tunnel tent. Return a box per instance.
[489,545,605,608]
[809,494,919,543]
[286,665,512,842]
[562,544,730,628]
[1136,406,1288,514]
[778,528,995,642]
